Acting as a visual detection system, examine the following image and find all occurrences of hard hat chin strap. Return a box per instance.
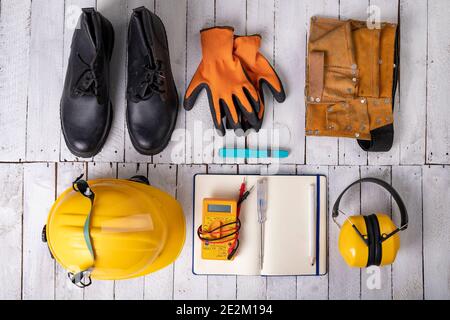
[70,174,96,288]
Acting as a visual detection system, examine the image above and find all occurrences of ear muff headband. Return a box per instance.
[332,178,409,243]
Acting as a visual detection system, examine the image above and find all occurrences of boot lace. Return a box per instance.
[73,53,100,97]
[130,58,166,101]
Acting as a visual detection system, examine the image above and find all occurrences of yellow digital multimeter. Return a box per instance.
[201,198,238,261]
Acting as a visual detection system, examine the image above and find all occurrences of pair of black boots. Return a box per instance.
[61,7,178,158]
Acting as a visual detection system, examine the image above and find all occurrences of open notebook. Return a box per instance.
[193,174,327,276]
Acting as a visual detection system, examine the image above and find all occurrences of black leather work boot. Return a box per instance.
[61,8,114,158]
[126,6,179,156]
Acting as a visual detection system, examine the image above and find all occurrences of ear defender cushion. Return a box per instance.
[372,214,383,266]
[364,216,375,267]
[366,214,383,267]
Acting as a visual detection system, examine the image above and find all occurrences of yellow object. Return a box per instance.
[201,198,238,261]
[333,178,408,268]
[338,214,400,268]
[46,178,185,281]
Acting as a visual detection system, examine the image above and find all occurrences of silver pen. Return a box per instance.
[257,178,268,270]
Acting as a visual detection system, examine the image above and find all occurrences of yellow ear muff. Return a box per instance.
[333,178,408,269]
[376,213,401,266]
[338,215,369,268]
[338,213,401,268]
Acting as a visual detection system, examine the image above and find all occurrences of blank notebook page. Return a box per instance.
[261,176,327,276]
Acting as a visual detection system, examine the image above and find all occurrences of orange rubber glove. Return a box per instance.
[184,27,261,136]
[233,35,286,131]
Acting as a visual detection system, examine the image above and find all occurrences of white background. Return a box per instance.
[0,0,449,300]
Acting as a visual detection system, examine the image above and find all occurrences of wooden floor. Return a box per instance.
[0,0,449,300]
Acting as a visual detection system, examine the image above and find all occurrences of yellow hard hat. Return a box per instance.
[44,175,185,287]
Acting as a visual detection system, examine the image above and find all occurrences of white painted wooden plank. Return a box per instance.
[274,0,306,165]
[59,0,97,161]
[212,0,246,165]
[55,162,86,300]
[83,162,117,300]
[124,0,155,163]
[0,164,23,300]
[340,0,369,19]
[115,162,147,300]
[246,0,275,165]
[185,0,215,164]
[153,0,187,165]
[266,164,297,299]
[392,166,424,300]
[127,0,155,11]
[23,163,56,300]
[328,166,360,300]
[367,0,400,166]
[236,165,267,299]
[95,0,127,162]
[338,0,369,166]
[206,164,238,300]
[296,165,329,300]
[305,0,339,166]
[423,165,450,299]
[360,166,392,300]
[144,164,177,300]
[0,0,30,162]
[174,165,208,300]
[26,0,64,161]
[398,0,427,165]
[427,0,450,164]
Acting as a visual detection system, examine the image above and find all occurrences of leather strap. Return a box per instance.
[309,51,324,100]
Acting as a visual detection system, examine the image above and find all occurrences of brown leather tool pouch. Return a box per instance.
[305,16,398,152]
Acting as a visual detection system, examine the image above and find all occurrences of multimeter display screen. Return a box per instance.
[207,204,232,213]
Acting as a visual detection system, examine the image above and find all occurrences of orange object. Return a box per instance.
[234,35,286,130]
[184,27,260,135]
[305,17,397,145]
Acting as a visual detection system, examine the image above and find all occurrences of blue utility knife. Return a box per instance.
[219,148,289,159]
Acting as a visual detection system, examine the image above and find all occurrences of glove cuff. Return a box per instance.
[233,35,261,64]
[200,26,235,60]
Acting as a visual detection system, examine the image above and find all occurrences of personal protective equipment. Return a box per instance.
[184,27,261,136]
[42,175,185,288]
[305,17,399,152]
[332,178,408,268]
[60,8,115,158]
[233,35,286,131]
[127,7,179,155]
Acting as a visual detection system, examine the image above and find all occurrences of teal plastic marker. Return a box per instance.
[219,148,289,159]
